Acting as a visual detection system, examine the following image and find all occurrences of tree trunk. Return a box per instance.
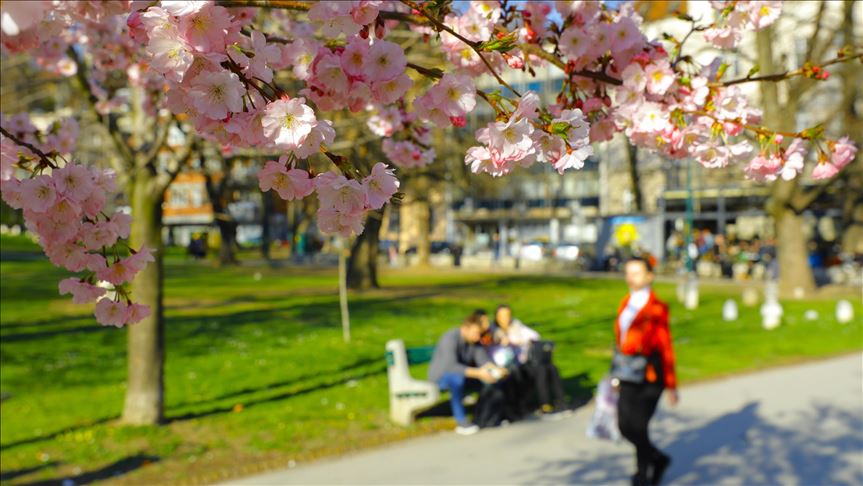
[626,142,644,212]
[261,190,272,261]
[757,27,815,296]
[347,208,383,290]
[122,172,165,425]
[414,175,432,267]
[215,218,238,266]
[203,167,237,267]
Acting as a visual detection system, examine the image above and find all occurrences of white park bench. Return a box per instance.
[385,339,441,426]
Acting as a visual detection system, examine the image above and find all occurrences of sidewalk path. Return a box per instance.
[227,353,863,485]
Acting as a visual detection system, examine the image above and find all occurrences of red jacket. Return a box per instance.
[614,290,677,389]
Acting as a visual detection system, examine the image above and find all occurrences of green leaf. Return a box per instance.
[746,65,760,78]
[550,122,570,135]
[715,62,730,81]
[477,31,518,53]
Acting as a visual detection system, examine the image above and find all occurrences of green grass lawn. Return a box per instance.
[1,246,860,485]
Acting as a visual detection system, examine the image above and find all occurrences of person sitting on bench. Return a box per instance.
[428,314,508,435]
[495,305,566,414]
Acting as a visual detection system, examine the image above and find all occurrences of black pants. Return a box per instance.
[526,361,565,408]
[618,381,665,478]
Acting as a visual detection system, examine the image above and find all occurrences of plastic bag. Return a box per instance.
[586,375,621,442]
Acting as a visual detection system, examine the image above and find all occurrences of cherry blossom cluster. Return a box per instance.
[259,158,399,236]
[0,114,152,327]
[465,91,593,177]
[703,1,782,48]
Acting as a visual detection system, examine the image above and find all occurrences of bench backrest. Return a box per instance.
[385,339,435,385]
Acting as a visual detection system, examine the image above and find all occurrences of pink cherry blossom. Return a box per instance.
[644,60,674,96]
[261,98,317,149]
[429,73,476,118]
[19,174,56,213]
[95,298,129,327]
[258,158,315,201]
[308,1,361,37]
[316,173,366,213]
[190,70,244,120]
[317,207,365,237]
[243,30,281,83]
[294,119,336,159]
[52,163,94,202]
[45,242,89,272]
[747,1,782,29]
[146,36,194,83]
[830,137,857,170]
[363,162,399,210]
[367,106,403,137]
[110,212,133,239]
[372,73,413,104]
[80,221,119,250]
[341,36,370,77]
[125,303,151,324]
[59,278,106,304]
[559,25,591,65]
[281,38,320,80]
[363,40,406,83]
[179,4,231,53]
[0,0,49,36]
[812,162,839,180]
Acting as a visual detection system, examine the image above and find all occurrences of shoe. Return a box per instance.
[631,473,649,486]
[650,454,671,485]
[455,424,479,436]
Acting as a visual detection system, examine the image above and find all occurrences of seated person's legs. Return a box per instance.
[438,371,469,425]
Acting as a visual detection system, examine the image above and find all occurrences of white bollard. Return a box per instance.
[684,277,699,310]
[742,287,759,307]
[836,300,855,324]
[761,300,783,330]
[723,299,739,321]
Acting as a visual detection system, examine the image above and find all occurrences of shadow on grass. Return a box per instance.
[0,417,116,452]
[0,462,60,482]
[18,454,159,486]
[166,364,388,423]
[168,355,383,410]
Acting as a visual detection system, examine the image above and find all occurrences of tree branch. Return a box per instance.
[217,0,427,23]
[67,47,135,165]
[0,125,58,169]
[719,54,861,87]
[144,116,176,166]
[400,0,522,97]
[518,43,623,86]
[156,140,197,194]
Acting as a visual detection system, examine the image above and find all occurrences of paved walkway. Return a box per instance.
[227,354,863,485]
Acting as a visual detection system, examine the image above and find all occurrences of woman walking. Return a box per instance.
[612,257,678,486]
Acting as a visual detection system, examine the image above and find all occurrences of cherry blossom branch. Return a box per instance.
[518,43,623,86]
[399,0,522,97]
[216,0,427,23]
[718,53,861,87]
[0,125,58,169]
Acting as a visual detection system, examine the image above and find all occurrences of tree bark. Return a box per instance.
[261,190,272,261]
[122,172,165,425]
[347,208,383,290]
[203,163,238,267]
[626,142,644,212]
[757,27,816,297]
[414,175,432,267]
